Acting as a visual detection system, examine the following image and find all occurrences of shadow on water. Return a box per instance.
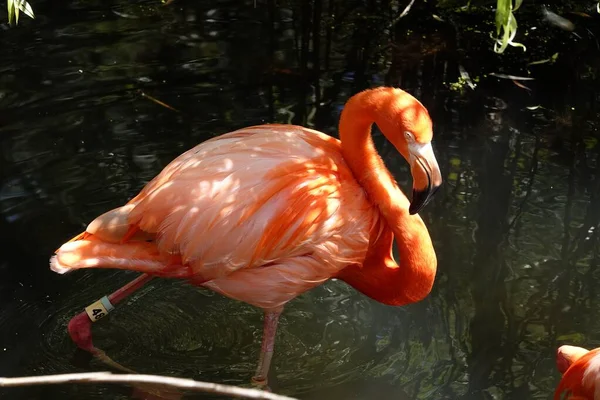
[1,0,600,398]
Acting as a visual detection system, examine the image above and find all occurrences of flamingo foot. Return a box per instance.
[250,373,272,393]
[250,375,270,388]
[68,311,96,352]
[250,380,272,393]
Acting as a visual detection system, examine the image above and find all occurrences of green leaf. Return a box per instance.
[6,0,35,25]
[493,0,526,54]
[514,0,523,11]
[18,0,34,19]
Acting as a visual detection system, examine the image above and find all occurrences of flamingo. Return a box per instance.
[555,345,600,399]
[50,87,442,385]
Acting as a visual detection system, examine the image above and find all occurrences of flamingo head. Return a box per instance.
[373,88,443,214]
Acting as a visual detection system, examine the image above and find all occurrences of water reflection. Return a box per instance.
[1,0,600,399]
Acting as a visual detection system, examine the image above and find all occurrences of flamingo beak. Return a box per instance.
[408,142,442,215]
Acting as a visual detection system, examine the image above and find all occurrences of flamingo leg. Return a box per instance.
[251,308,283,386]
[68,273,154,353]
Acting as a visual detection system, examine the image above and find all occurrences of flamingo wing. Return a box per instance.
[122,124,379,281]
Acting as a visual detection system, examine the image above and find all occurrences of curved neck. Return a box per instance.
[337,91,437,306]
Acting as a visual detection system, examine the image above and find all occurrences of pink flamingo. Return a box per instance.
[555,345,600,399]
[50,87,442,385]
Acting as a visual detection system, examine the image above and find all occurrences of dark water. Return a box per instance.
[1,0,600,399]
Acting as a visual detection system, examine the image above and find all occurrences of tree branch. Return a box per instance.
[0,372,298,400]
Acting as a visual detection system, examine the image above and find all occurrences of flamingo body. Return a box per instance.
[50,87,442,384]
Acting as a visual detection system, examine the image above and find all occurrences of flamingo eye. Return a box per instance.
[404,131,414,142]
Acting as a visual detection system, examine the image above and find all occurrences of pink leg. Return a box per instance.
[251,308,283,386]
[68,273,154,353]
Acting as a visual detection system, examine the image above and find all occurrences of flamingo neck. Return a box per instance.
[337,89,437,306]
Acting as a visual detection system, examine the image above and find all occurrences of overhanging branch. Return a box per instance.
[0,372,298,400]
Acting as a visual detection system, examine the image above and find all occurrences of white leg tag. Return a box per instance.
[84,296,114,322]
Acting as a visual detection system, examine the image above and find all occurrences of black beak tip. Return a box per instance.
[409,185,441,215]
[409,189,428,215]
